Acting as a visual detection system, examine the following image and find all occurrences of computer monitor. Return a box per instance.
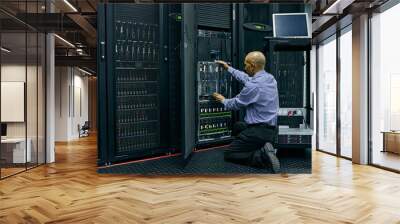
[1,123,7,137]
[273,13,311,38]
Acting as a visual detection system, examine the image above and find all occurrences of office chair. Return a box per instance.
[79,121,90,138]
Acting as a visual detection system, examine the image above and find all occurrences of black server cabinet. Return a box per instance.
[98,3,240,166]
[98,4,185,165]
[184,4,238,150]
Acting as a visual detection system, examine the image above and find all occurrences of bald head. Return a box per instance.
[244,51,266,76]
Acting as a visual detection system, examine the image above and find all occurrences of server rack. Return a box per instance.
[178,3,239,158]
[193,4,238,148]
[98,4,184,165]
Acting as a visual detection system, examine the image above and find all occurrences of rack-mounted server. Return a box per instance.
[98,4,168,165]
[196,30,234,145]
[114,18,161,155]
[197,61,233,143]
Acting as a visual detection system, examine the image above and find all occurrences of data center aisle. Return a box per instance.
[98,147,311,175]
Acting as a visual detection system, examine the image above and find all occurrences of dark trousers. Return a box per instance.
[224,122,278,168]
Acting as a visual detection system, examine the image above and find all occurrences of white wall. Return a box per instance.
[55,66,89,141]
[1,64,26,81]
[55,66,70,141]
[70,71,89,139]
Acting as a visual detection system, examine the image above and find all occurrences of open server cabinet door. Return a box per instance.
[180,4,197,160]
[97,4,107,165]
[98,4,170,165]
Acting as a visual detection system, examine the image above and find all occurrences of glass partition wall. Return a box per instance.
[0,30,28,177]
[339,26,352,159]
[0,1,46,179]
[317,35,337,155]
[370,3,400,172]
[316,25,353,159]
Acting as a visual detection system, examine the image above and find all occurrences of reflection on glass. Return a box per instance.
[0,0,47,179]
[340,29,352,158]
[27,31,39,169]
[318,37,337,154]
[371,4,400,171]
[1,31,27,177]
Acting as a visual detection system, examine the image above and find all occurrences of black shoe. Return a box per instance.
[261,143,281,173]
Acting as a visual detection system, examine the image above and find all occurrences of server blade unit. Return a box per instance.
[196,30,234,145]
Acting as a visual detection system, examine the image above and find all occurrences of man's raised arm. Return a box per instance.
[215,60,250,84]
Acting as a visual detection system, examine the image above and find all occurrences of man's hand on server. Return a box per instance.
[212,60,227,104]
[212,60,229,104]
[215,60,229,70]
[212,93,225,103]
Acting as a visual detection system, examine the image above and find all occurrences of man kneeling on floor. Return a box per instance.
[213,51,281,173]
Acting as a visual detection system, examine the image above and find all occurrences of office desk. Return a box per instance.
[1,138,32,163]
[382,131,400,154]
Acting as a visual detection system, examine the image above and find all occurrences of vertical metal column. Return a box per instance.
[46,1,56,163]
[352,14,369,164]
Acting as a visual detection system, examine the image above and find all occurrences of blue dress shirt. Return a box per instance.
[222,67,279,126]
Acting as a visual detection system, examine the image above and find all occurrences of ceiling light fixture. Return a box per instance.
[1,47,11,53]
[322,0,340,14]
[54,34,75,48]
[322,0,354,15]
[78,67,93,76]
[63,0,78,12]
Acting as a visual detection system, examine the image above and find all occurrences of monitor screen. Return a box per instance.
[273,13,310,38]
[1,123,7,137]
